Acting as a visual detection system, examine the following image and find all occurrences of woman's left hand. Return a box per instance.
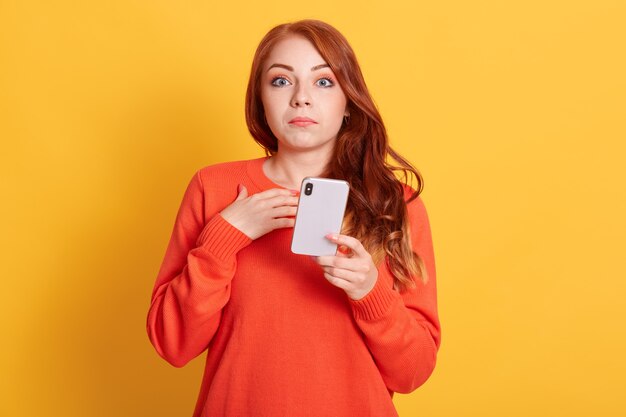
[312,233,378,301]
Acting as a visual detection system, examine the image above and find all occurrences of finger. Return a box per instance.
[322,259,368,278]
[323,269,356,287]
[265,194,300,208]
[326,234,368,257]
[315,255,334,267]
[316,255,353,270]
[336,266,359,281]
[271,217,295,229]
[324,272,349,289]
[270,205,298,218]
[235,184,248,200]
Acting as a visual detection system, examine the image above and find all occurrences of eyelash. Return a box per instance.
[270,75,336,88]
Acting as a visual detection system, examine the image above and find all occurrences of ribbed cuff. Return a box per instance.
[195,213,253,262]
[349,273,400,321]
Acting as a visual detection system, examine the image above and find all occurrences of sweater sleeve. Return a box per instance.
[348,193,441,393]
[146,171,252,367]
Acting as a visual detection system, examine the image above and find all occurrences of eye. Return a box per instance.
[270,76,291,87]
[316,77,334,88]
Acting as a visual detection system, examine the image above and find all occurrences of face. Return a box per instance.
[260,35,348,153]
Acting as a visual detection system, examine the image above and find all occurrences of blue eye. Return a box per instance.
[271,77,291,87]
[316,78,334,88]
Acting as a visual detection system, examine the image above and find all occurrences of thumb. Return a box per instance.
[235,183,248,200]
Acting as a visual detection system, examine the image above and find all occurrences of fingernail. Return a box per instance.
[326,233,337,240]
[290,189,300,195]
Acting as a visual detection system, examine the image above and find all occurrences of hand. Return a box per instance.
[220,184,299,240]
[312,234,378,301]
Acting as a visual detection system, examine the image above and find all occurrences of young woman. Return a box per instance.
[147,19,441,417]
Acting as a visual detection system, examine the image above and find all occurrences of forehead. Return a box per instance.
[264,35,326,69]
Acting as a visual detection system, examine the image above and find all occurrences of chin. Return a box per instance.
[282,137,335,151]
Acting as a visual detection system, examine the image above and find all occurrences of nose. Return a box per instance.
[291,83,311,107]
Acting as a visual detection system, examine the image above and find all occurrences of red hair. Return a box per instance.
[245,19,426,291]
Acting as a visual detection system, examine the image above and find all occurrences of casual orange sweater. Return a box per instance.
[146,156,441,417]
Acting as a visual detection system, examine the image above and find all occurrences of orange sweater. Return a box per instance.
[147,157,441,417]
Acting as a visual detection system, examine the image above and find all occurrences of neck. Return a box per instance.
[264,147,334,190]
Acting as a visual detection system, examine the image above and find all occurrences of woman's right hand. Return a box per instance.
[219,184,300,240]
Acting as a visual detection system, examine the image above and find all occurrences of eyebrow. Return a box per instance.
[266,63,330,72]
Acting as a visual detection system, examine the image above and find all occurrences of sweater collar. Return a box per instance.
[246,156,288,192]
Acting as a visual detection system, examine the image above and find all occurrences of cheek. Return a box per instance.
[261,92,286,120]
[260,90,272,113]
[260,99,277,127]
[325,94,347,122]
[330,89,347,110]
[260,95,285,139]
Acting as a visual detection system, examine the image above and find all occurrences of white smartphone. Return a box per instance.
[291,177,350,256]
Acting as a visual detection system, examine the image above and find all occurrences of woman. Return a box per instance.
[147,19,441,417]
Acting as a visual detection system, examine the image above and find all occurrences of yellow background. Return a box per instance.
[1,1,625,416]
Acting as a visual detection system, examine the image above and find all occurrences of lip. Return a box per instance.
[289,117,317,126]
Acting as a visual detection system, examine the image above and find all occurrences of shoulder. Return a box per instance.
[399,184,434,255]
[195,158,251,185]
[183,157,259,215]
[400,183,427,212]
[400,183,431,229]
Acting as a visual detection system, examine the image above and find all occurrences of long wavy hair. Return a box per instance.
[245,19,427,292]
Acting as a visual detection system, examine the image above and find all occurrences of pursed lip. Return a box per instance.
[288,117,317,124]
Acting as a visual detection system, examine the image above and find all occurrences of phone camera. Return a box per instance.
[304,182,313,196]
